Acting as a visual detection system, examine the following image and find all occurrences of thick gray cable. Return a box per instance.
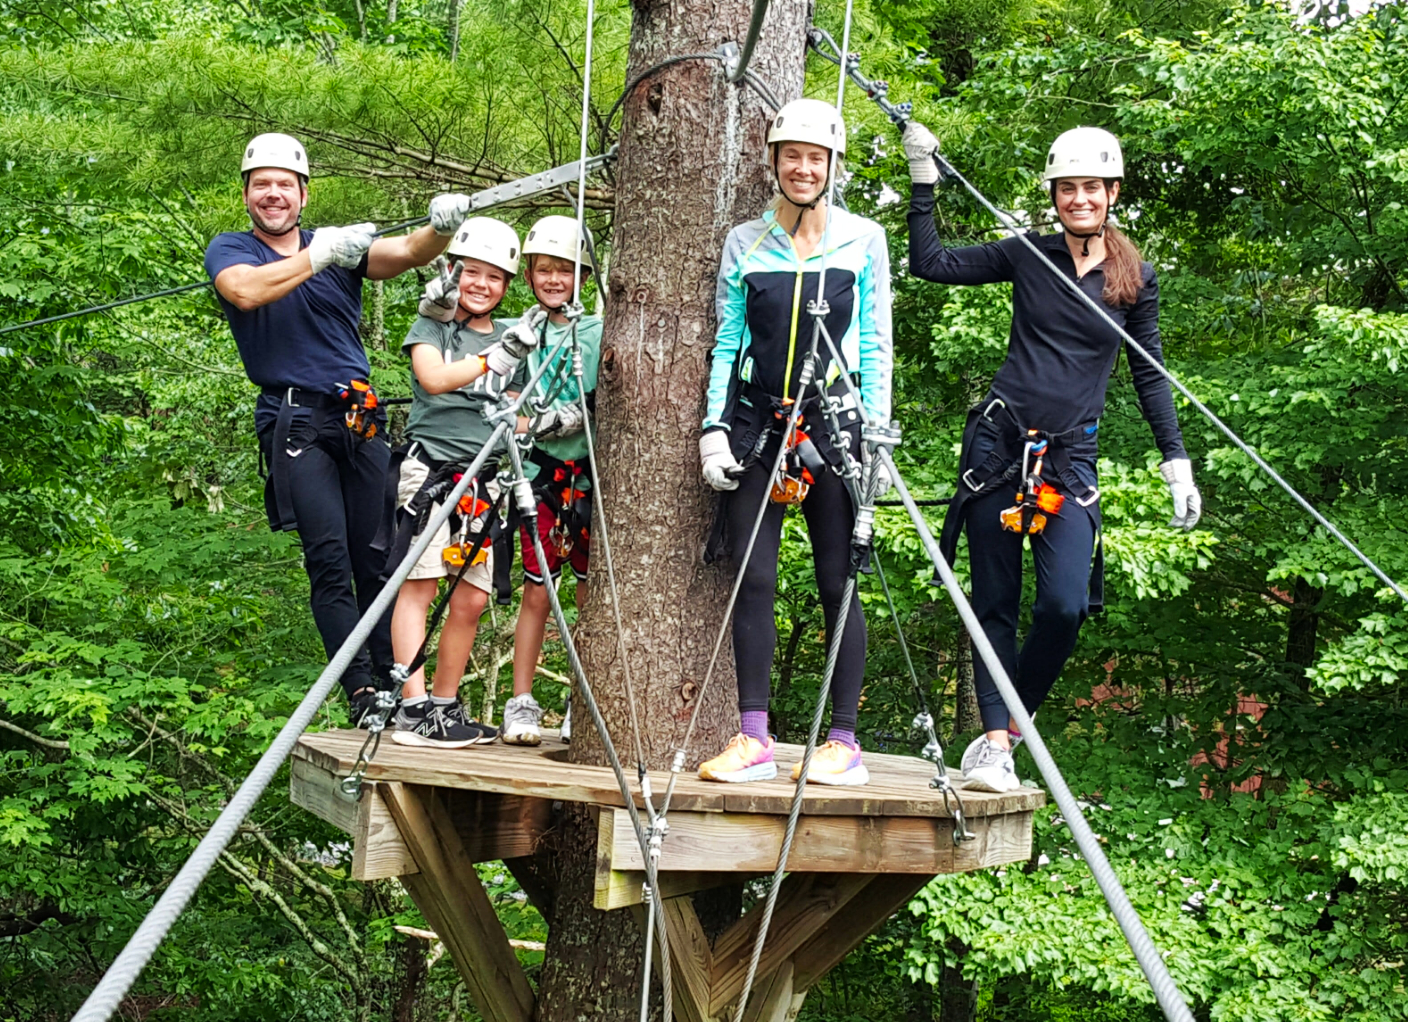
[732,572,857,1022]
[877,448,1196,1022]
[927,153,1408,605]
[726,0,773,83]
[69,326,585,1022]
[70,419,510,1022]
[503,438,673,1022]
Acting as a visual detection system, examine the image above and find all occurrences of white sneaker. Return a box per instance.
[502,693,543,746]
[560,691,572,742]
[961,736,1021,793]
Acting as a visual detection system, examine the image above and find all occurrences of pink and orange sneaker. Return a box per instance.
[698,734,777,783]
[792,740,870,786]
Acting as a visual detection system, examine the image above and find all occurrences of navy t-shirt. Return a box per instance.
[204,229,370,432]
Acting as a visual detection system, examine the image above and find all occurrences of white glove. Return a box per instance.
[1159,458,1202,530]
[531,402,586,440]
[429,193,471,235]
[700,431,742,492]
[502,305,548,359]
[902,121,940,186]
[417,257,461,322]
[482,341,520,378]
[307,222,377,274]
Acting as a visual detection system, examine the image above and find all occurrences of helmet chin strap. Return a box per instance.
[1068,222,1105,257]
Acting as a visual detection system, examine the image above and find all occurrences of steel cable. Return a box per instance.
[726,0,773,83]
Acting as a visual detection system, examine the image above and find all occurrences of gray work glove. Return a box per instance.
[700,431,742,491]
[502,305,548,359]
[481,342,520,378]
[1159,458,1203,530]
[308,222,377,274]
[902,121,940,186]
[417,256,462,322]
[531,402,586,440]
[429,193,472,236]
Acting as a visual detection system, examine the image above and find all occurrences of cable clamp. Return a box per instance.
[862,421,902,452]
[562,300,586,322]
[806,298,831,318]
[670,749,685,774]
[719,40,741,78]
[912,711,933,732]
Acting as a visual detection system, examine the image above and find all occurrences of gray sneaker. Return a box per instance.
[962,736,1020,793]
[502,693,543,746]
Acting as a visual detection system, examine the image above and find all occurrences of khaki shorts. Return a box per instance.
[396,455,495,590]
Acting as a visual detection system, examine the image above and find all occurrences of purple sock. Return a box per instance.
[740,710,770,744]
[826,728,857,749]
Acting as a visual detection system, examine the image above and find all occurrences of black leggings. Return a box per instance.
[725,445,867,733]
[966,485,1096,733]
[260,410,394,698]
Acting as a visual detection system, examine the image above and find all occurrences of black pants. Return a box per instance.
[725,441,867,733]
[260,410,394,698]
[966,485,1096,733]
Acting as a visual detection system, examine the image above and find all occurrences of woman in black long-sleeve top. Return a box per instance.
[901,123,1202,793]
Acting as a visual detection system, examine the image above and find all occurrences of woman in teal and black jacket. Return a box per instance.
[696,98,893,788]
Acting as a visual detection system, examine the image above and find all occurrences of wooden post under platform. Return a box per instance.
[290,729,1044,1021]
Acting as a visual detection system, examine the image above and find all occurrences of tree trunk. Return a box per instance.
[447,0,462,62]
[953,652,981,740]
[1285,574,1322,687]
[534,1,809,1018]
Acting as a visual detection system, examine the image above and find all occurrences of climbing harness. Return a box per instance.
[998,434,1067,536]
[336,378,380,440]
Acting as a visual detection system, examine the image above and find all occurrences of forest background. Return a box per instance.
[1,0,1405,1019]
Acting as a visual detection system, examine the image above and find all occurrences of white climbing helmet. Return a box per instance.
[240,132,310,181]
[767,98,846,156]
[447,217,521,276]
[522,214,587,265]
[1043,127,1124,182]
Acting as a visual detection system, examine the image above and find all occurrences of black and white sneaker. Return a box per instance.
[390,702,480,749]
[349,688,396,730]
[442,699,499,744]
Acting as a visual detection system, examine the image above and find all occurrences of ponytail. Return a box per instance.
[1101,221,1144,308]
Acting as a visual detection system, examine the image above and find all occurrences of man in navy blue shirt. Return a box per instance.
[205,132,471,726]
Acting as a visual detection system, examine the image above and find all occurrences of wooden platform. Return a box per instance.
[290,728,1045,1022]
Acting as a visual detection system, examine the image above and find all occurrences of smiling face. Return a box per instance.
[242,167,307,236]
[1052,177,1119,236]
[526,254,586,309]
[774,141,831,207]
[455,258,510,317]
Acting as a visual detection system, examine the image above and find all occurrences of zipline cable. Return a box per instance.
[725,0,773,83]
[67,324,581,1022]
[811,29,1408,607]
[562,4,673,1016]
[0,281,210,335]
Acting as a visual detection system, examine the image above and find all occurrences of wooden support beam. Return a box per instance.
[739,959,805,1022]
[953,810,1033,872]
[597,869,755,911]
[708,873,871,1016]
[599,806,966,874]
[382,783,536,1022]
[289,757,417,880]
[790,873,935,992]
[661,896,716,1022]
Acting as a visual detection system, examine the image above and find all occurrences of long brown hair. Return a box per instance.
[1051,181,1145,308]
[1102,219,1145,308]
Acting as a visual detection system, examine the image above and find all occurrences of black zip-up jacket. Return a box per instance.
[908,182,1186,462]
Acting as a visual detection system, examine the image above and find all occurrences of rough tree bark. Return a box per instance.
[534,1,810,1018]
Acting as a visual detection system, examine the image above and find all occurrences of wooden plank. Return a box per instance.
[449,792,553,863]
[597,870,755,912]
[293,730,1046,819]
[288,757,418,880]
[601,807,961,875]
[382,784,535,1022]
[661,896,715,1022]
[289,756,360,833]
[790,873,935,992]
[708,873,871,1015]
[953,809,1033,871]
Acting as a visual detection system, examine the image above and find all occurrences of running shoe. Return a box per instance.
[791,740,870,786]
[441,699,499,744]
[502,693,544,746]
[390,702,480,749]
[961,736,1020,793]
[698,734,777,783]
